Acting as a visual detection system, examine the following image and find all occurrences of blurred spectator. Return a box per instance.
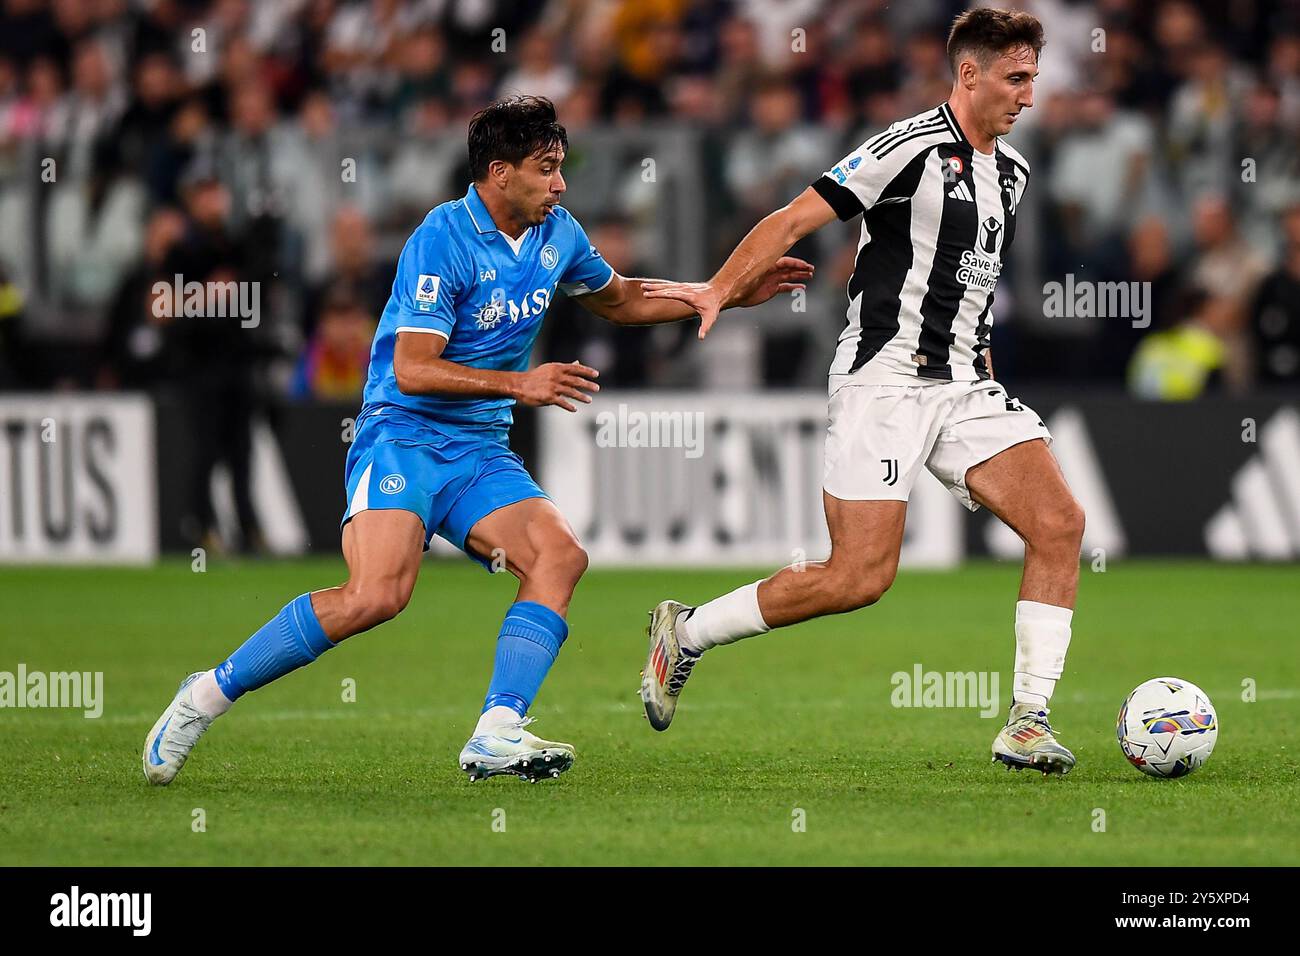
[610,0,686,86]
[1091,214,1183,381]
[602,5,679,121]
[1265,32,1300,128]
[1250,204,1300,385]
[498,28,574,104]
[841,19,901,124]
[1232,80,1300,253]
[1128,287,1227,400]
[736,0,822,71]
[1047,89,1153,262]
[278,89,383,283]
[98,206,186,390]
[1166,43,1253,197]
[291,284,374,399]
[1187,193,1271,389]
[45,137,147,310]
[149,96,216,203]
[897,30,950,116]
[2,55,63,142]
[0,0,67,67]
[386,94,462,224]
[302,204,390,336]
[321,0,409,120]
[115,53,182,176]
[44,39,126,179]
[724,76,830,226]
[391,27,451,122]
[166,159,264,554]
[1190,193,1274,321]
[712,15,764,125]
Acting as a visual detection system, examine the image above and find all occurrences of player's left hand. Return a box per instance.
[643,257,815,340]
[734,256,815,308]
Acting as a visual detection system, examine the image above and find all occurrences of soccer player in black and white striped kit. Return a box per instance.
[639,8,1085,774]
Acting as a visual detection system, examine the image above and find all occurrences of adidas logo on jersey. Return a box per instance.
[1205,408,1300,559]
[947,181,974,202]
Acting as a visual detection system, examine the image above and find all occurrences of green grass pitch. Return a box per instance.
[1,558,1297,866]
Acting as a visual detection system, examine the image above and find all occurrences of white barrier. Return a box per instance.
[0,394,157,564]
[540,391,963,568]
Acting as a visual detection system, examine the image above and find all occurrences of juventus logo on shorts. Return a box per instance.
[881,458,899,486]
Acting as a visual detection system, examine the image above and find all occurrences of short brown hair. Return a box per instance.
[946,8,1045,74]
[467,95,568,182]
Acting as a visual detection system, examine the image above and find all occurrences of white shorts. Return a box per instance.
[823,380,1052,511]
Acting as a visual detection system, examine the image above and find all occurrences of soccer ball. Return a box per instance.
[1116,677,1218,778]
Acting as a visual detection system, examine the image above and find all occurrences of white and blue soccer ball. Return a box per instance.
[1116,677,1218,778]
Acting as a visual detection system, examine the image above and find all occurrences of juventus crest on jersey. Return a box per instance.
[811,102,1030,389]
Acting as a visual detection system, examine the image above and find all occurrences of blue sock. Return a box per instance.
[214,593,334,701]
[482,601,568,717]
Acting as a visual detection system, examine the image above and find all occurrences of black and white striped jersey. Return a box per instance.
[811,102,1030,389]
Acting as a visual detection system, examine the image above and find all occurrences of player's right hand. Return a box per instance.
[515,361,600,412]
[642,280,723,339]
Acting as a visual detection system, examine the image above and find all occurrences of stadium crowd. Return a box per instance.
[0,0,1297,404]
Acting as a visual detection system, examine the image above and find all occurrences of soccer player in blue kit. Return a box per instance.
[143,96,813,785]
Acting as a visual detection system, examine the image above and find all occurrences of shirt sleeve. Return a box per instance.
[557,213,615,297]
[390,225,466,339]
[811,139,908,222]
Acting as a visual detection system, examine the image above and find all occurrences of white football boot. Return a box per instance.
[142,672,218,786]
[458,716,575,783]
[991,702,1076,775]
[639,600,700,731]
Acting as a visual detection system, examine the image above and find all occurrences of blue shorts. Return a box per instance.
[342,410,547,570]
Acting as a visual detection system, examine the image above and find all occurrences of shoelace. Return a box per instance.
[1014,711,1056,736]
[497,716,537,733]
[666,654,698,695]
[160,704,209,760]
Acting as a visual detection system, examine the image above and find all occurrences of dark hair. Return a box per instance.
[467,95,568,181]
[946,8,1045,74]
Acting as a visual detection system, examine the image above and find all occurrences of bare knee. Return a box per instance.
[1027,498,1086,551]
[532,538,588,588]
[340,580,412,633]
[820,563,897,613]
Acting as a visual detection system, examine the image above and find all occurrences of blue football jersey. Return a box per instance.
[359,183,614,433]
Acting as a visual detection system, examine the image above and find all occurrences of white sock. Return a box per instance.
[1012,600,1073,710]
[678,581,770,654]
[190,669,233,717]
[475,705,521,735]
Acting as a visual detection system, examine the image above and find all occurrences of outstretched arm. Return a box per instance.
[640,187,838,338]
[573,258,814,328]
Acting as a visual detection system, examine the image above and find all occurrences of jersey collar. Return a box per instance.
[940,102,996,157]
[463,183,531,255]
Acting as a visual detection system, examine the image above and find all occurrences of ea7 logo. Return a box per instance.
[480,268,496,281]
[881,458,899,486]
[50,886,151,936]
